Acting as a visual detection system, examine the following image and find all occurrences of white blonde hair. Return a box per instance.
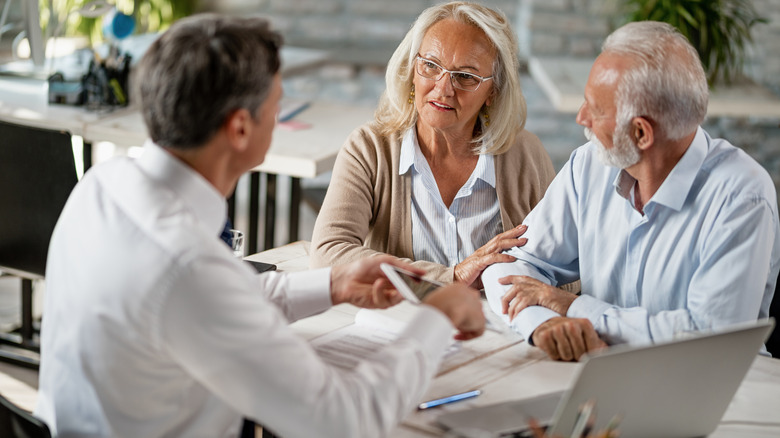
[375,1,526,155]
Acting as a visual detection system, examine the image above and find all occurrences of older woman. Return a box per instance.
[310,1,556,287]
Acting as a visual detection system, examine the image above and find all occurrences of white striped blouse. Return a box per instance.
[399,129,502,268]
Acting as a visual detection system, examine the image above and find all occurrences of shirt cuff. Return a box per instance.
[566,294,611,326]
[399,306,453,364]
[514,306,560,345]
[286,268,333,320]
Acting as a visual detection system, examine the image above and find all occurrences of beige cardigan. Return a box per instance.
[310,122,557,283]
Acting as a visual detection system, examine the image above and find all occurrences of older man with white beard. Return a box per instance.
[481,21,780,362]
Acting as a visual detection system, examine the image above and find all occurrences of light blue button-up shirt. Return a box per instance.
[483,127,780,346]
[399,129,502,268]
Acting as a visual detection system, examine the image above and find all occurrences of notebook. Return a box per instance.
[438,319,774,438]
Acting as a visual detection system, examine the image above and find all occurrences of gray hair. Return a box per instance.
[134,14,282,149]
[602,21,708,141]
[375,1,526,155]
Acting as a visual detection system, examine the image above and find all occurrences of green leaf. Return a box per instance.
[617,0,765,85]
[676,5,697,27]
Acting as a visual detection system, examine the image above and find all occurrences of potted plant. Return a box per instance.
[618,0,766,85]
[43,0,197,45]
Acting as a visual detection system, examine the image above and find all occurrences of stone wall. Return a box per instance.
[703,116,780,196]
[750,0,780,93]
[199,0,521,64]
[515,0,611,58]
[515,0,780,92]
[199,0,780,92]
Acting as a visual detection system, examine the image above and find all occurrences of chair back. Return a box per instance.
[0,120,78,277]
[0,393,51,438]
[768,270,780,357]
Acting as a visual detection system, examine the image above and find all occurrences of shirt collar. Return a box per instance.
[398,128,496,188]
[399,128,416,175]
[614,168,636,201]
[137,140,227,236]
[476,153,496,188]
[650,127,707,211]
[612,127,707,212]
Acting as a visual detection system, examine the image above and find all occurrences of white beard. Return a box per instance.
[585,127,640,169]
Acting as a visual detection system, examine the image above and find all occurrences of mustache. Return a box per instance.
[584,127,594,141]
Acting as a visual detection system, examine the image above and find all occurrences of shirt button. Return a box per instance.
[449,216,455,223]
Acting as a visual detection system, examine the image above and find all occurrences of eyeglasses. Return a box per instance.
[414,55,493,92]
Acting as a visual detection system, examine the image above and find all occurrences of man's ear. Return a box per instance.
[631,116,654,151]
[224,108,253,152]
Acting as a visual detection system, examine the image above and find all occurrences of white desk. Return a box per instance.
[231,101,375,253]
[529,56,780,118]
[0,77,107,135]
[0,76,128,170]
[0,45,370,252]
[249,241,780,437]
[85,101,376,252]
[0,46,331,163]
[82,100,374,178]
[2,241,777,436]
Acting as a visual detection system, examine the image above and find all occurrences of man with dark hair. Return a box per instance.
[35,14,485,437]
[483,21,779,362]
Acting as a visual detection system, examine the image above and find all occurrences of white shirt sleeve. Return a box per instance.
[159,255,453,438]
[482,153,583,343]
[257,268,333,322]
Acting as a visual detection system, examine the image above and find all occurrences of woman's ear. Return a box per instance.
[485,86,496,107]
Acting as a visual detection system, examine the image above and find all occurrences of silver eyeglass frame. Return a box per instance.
[414,55,494,92]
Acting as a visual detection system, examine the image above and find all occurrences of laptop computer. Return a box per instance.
[438,319,774,438]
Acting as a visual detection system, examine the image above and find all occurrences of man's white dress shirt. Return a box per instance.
[35,141,453,438]
[484,128,780,346]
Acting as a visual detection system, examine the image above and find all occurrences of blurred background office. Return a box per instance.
[1,0,778,202]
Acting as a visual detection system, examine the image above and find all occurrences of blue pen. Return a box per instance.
[417,390,482,410]
[278,101,310,122]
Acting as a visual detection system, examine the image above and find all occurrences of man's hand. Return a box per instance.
[330,256,422,309]
[531,317,606,361]
[422,284,486,341]
[499,275,577,320]
[454,224,528,289]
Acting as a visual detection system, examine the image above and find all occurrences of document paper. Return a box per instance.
[311,308,460,370]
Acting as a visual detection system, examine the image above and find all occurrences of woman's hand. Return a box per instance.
[454,224,528,289]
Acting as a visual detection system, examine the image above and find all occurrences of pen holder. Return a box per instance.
[83,48,132,112]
